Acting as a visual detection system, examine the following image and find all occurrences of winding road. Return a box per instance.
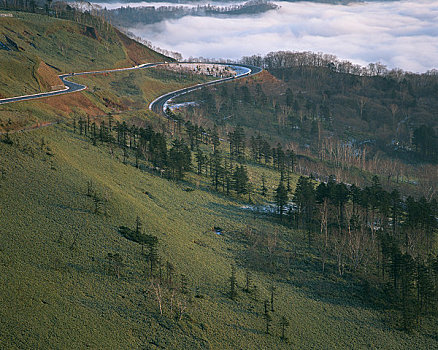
[149,63,262,115]
[0,63,163,105]
[0,62,262,113]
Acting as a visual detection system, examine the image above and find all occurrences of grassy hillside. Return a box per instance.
[0,64,214,135]
[1,10,436,350]
[0,12,217,134]
[0,120,437,349]
[0,11,166,99]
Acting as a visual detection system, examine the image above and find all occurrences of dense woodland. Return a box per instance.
[104,0,279,26]
[172,52,437,201]
[0,0,112,33]
[185,51,438,163]
[242,51,437,160]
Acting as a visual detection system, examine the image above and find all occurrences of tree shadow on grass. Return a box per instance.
[203,201,394,337]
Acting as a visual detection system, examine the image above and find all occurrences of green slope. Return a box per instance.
[0,123,436,349]
[0,11,167,99]
[0,10,437,350]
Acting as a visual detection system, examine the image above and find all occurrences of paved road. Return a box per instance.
[0,62,262,114]
[149,63,263,115]
[0,63,164,105]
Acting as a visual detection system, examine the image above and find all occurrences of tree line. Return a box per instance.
[274,174,438,331]
[103,0,278,27]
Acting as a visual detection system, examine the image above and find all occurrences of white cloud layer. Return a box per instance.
[127,0,438,72]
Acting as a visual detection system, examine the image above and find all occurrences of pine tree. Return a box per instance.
[211,124,220,152]
[79,117,84,135]
[261,174,267,196]
[135,216,142,235]
[400,253,417,331]
[148,242,159,274]
[275,181,288,217]
[293,176,316,245]
[166,261,175,288]
[168,139,192,180]
[233,165,249,195]
[270,284,276,312]
[195,147,206,175]
[264,312,272,334]
[279,316,290,340]
[211,150,223,191]
[135,147,142,168]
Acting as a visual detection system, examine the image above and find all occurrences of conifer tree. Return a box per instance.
[261,174,267,196]
[275,181,288,217]
[270,284,276,312]
[211,124,220,152]
[233,165,249,195]
[279,316,290,340]
[264,311,272,334]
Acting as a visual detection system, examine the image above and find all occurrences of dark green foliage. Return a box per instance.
[293,176,316,246]
[290,171,438,332]
[211,125,220,152]
[413,125,437,162]
[279,316,290,340]
[1,132,13,145]
[270,284,276,312]
[233,165,249,195]
[264,311,272,335]
[210,150,224,191]
[118,226,158,248]
[168,138,191,180]
[275,181,288,216]
[195,147,206,175]
[166,261,175,288]
[229,126,245,160]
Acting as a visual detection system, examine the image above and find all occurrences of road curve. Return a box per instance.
[0,63,165,106]
[0,62,262,112]
[149,63,262,115]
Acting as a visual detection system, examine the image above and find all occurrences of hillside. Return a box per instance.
[0,11,218,134]
[2,121,438,349]
[1,9,437,350]
[176,55,438,164]
[0,11,166,99]
[171,54,438,199]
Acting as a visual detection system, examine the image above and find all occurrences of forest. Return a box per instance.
[171,52,437,200]
[102,0,279,26]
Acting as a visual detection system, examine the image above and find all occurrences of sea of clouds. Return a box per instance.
[124,0,438,72]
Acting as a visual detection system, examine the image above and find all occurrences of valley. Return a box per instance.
[0,2,437,350]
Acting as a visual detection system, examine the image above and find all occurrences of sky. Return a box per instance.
[124,0,438,72]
